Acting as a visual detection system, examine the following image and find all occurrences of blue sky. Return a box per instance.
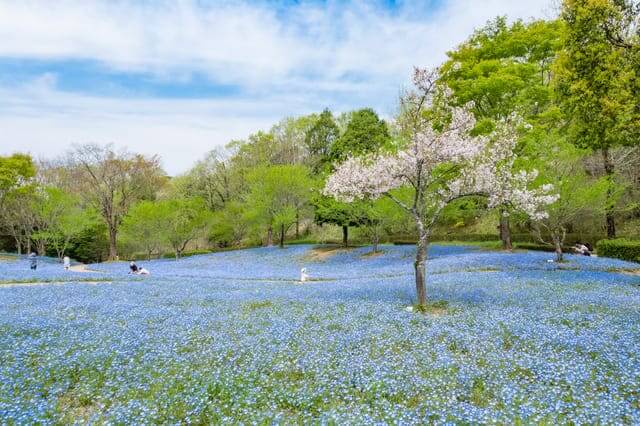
[0,0,554,174]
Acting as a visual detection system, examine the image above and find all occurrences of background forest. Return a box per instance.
[1,0,639,264]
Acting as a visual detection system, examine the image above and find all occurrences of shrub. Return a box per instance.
[161,249,213,259]
[596,239,640,263]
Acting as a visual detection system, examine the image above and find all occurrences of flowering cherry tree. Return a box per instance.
[324,68,557,307]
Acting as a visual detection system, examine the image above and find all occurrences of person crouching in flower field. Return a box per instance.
[129,260,150,275]
[573,242,591,256]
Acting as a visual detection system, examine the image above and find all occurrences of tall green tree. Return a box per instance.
[245,165,313,248]
[209,201,250,247]
[529,140,609,261]
[67,144,166,260]
[174,147,241,211]
[304,109,339,173]
[440,17,563,249]
[0,154,35,210]
[162,198,211,260]
[554,0,640,238]
[270,115,318,166]
[32,187,94,260]
[329,108,391,163]
[360,197,406,253]
[0,187,37,254]
[317,108,392,246]
[120,201,169,260]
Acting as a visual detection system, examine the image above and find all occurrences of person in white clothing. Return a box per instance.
[573,242,591,256]
[63,256,71,270]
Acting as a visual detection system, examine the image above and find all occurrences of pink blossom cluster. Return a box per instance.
[324,68,557,222]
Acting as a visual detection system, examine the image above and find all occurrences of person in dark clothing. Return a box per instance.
[28,252,37,270]
[129,261,139,274]
[574,242,592,256]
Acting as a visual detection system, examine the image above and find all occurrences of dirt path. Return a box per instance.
[69,264,102,273]
[302,247,352,262]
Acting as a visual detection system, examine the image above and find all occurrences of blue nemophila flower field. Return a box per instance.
[1,245,639,424]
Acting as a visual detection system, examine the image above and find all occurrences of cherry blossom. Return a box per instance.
[324,67,557,306]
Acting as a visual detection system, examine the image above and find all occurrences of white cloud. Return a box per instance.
[0,82,293,174]
[0,0,556,174]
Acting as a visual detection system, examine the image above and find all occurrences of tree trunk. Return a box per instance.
[602,148,616,239]
[279,223,285,248]
[175,249,181,260]
[295,210,300,239]
[266,225,273,247]
[373,234,379,253]
[554,239,563,262]
[37,240,46,256]
[499,210,512,251]
[14,238,22,255]
[342,225,348,248]
[414,222,428,308]
[108,226,118,260]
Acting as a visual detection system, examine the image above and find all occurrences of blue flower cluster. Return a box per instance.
[0,254,110,283]
[0,245,638,424]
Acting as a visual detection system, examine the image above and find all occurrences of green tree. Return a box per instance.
[0,186,37,254]
[304,108,339,173]
[0,154,35,210]
[329,108,391,163]
[529,141,609,261]
[270,115,318,166]
[554,0,640,238]
[229,114,318,170]
[120,201,168,260]
[440,17,564,249]
[245,165,313,248]
[173,147,241,212]
[32,187,94,260]
[360,197,406,253]
[317,108,392,247]
[67,144,166,260]
[313,196,370,247]
[161,198,211,260]
[66,222,109,264]
[209,201,250,247]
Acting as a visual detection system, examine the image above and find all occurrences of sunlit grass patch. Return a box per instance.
[411,299,450,316]
[300,245,353,262]
[361,250,386,258]
[242,300,275,313]
[606,267,640,276]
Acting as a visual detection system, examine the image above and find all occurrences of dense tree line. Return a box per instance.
[1,0,638,265]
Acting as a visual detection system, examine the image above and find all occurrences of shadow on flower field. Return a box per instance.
[0,245,639,424]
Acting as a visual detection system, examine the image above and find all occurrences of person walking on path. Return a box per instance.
[28,252,37,270]
[63,256,71,270]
